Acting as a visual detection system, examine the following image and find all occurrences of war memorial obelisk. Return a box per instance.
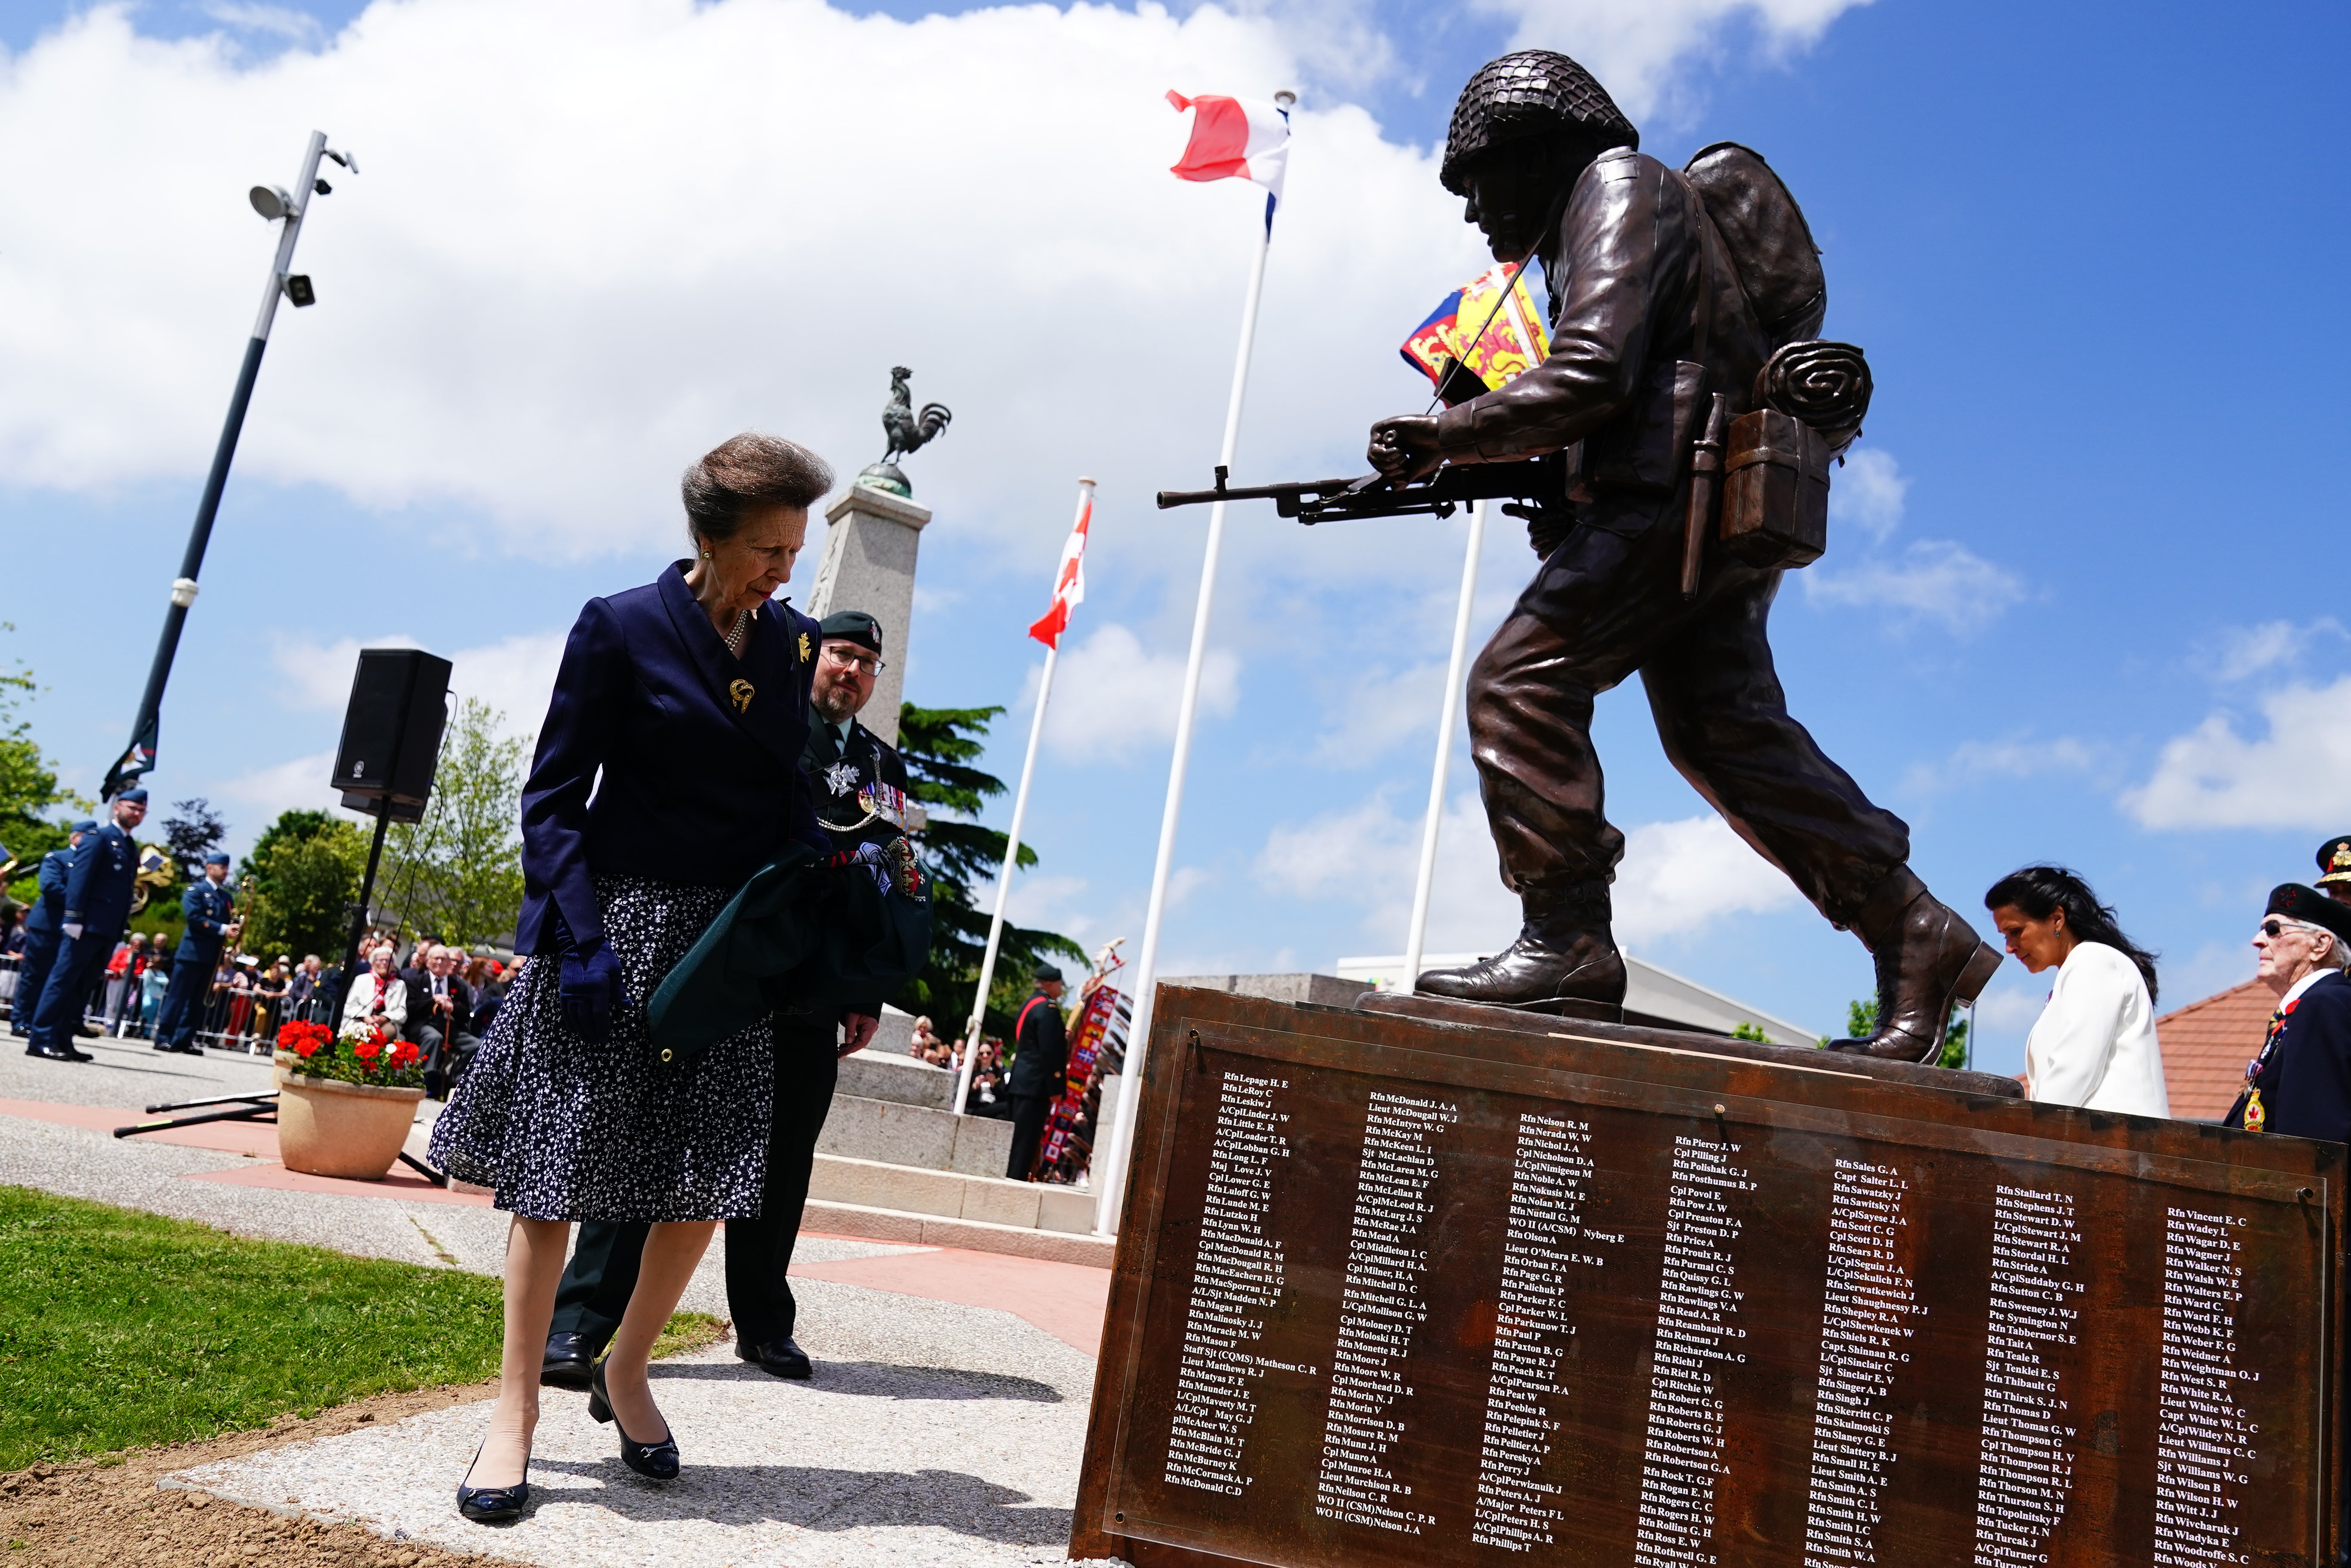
[1074,50,2341,1568]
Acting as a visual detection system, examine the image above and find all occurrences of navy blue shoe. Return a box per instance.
[588,1358,680,1481]
[455,1441,531,1523]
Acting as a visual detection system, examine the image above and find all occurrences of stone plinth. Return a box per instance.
[807,484,931,746]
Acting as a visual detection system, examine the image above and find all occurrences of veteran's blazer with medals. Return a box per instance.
[2226,969,2351,1141]
[517,561,827,958]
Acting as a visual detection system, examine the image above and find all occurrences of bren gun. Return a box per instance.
[1156,458,1562,526]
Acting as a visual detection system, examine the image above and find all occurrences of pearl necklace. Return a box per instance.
[723,607,752,656]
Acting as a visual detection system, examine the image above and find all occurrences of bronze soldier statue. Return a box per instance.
[1370,50,1998,1061]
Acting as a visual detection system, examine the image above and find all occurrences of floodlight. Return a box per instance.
[249,184,294,221]
[283,274,316,307]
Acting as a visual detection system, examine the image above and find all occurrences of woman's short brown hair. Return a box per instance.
[681,434,833,542]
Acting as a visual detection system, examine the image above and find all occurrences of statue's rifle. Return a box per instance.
[1156,458,1561,527]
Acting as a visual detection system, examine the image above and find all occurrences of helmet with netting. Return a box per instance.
[1440,51,1639,196]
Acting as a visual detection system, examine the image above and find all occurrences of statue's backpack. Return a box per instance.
[1681,143,1871,570]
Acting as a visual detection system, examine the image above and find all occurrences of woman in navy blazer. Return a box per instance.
[432,434,850,1520]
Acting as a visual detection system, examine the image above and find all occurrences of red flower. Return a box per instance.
[293,1037,321,1059]
[389,1040,421,1070]
[353,1035,383,1063]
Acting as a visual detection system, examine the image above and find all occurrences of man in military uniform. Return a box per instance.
[28,789,147,1061]
[153,851,238,1056]
[1005,965,1069,1181]
[2227,884,2351,1138]
[544,609,908,1386]
[9,820,90,1041]
[1366,51,1997,1061]
[2314,837,2351,905]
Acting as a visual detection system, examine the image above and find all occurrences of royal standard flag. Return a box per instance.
[1399,261,1549,404]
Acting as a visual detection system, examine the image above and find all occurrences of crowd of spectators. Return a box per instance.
[902,1014,1017,1117]
[0,908,511,1096]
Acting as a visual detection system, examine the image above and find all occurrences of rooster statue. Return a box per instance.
[856,366,954,498]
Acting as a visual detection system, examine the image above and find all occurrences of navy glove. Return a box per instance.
[560,944,624,1043]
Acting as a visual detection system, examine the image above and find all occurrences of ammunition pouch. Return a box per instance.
[1719,408,1830,569]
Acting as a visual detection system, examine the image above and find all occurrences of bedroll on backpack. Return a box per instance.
[1681,143,1872,572]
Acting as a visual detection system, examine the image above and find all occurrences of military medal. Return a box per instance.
[798,632,812,663]
[2244,1089,2266,1133]
[729,678,754,713]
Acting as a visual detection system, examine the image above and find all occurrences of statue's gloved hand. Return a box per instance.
[1368,416,1444,483]
[560,944,623,1042]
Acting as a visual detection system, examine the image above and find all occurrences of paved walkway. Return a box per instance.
[0,1036,1115,1564]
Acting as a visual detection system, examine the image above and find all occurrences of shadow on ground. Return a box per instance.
[516,1459,1073,1542]
[650,1357,1062,1403]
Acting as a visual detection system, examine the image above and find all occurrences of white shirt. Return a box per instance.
[2023,942,2170,1117]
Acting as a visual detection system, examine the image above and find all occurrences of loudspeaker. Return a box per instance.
[331,648,452,823]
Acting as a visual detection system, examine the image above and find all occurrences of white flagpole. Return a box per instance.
[1092,205,1275,1238]
[953,478,1092,1115]
[1400,498,1487,992]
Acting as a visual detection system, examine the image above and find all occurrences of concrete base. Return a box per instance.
[836,1048,956,1109]
[808,1152,1096,1234]
[817,1090,1012,1177]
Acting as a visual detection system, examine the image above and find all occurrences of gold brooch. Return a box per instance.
[729,679,755,713]
[798,632,812,663]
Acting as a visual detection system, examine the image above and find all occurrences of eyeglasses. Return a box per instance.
[2260,919,2315,940]
[821,645,886,676]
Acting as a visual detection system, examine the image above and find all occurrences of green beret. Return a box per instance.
[820,610,883,653]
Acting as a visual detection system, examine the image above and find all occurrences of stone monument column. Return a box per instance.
[805,482,929,747]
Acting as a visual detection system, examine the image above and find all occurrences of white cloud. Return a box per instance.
[1802,539,2025,633]
[1038,622,1240,764]
[1611,812,1802,945]
[215,746,346,830]
[2199,618,2344,684]
[2123,676,2351,830]
[268,628,565,737]
[1899,734,2101,797]
[1829,447,1905,541]
[1472,0,1873,121]
[0,0,1484,567]
[1310,661,1447,766]
[998,871,1097,946]
[1256,792,1796,955]
[200,3,327,44]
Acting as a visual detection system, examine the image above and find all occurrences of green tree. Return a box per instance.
[159,798,227,883]
[377,698,529,949]
[240,810,370,962]
[1832,995,1969,1068]
[0,628,88,899]
[893,702,1085,1036]
[1730,1021,1770,1042]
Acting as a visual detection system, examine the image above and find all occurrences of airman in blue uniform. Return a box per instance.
[153,851,237,1056]
[28,789,148,1061]
[8,819,91,1042]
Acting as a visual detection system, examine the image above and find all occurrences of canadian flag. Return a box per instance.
[1027,480,1094,650]
[1166,90,1290,212]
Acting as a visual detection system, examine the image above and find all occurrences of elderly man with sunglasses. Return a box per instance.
[2226,884,2351,1137]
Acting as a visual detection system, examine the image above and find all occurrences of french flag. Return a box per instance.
[1167,90,1291,230]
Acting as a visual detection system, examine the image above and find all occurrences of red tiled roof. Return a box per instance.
[2155,980,2272,1122]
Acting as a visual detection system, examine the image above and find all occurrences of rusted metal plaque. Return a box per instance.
[1073,989,2343,1568]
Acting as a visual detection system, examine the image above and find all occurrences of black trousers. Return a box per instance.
[1007,1093,1051,1181]
[1469,495,1910,926]
[29,930,116,1049]
[154,955,214,1050]
[550,1013,839,1349]
[10,926,59,1032]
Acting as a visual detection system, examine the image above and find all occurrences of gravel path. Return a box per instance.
[171,1289,1096,1567]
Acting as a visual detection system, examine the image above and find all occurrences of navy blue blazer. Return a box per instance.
[517,562,826,956]
[2226,970,2351,1142]
[177,878,236,962]
[62,821,136,936]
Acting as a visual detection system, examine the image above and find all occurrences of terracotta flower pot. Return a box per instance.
[273,1057,425,1179]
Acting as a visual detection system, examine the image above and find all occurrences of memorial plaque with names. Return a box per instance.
[1073,987,2343,1568]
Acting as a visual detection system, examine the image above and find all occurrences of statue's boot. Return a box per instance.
[1826,866,2003,1063]
[1413,882,1627,1014]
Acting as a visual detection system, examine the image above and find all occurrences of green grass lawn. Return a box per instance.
[0,1185,718,1469]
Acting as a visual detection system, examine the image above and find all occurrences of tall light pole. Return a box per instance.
[100,130,358,800]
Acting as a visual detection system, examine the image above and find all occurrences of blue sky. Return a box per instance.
[2,0,2346,1074]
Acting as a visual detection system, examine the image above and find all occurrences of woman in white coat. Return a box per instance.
[1985,865,2169,1117]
